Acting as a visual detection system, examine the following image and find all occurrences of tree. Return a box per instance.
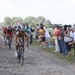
[24,16,36,24]
[1,16,53,28]
[11,17,23,25]
[37,16,45,24]
[4,17,12,25]
[23,16,37,27]
[44,19,54,28]
[0,22,4,26]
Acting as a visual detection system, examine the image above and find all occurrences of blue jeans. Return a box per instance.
[58,39,63,53]
[61,40,68,55]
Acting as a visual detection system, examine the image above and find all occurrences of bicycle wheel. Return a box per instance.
[22,57,24,66]
[7,38,12,50]
[21,50,24,66]
[17,48,21,63]
[4,38,7,46]
[8,41,11,50]
[5,41,7,46]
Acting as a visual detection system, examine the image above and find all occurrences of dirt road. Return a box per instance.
[0,34,75,75]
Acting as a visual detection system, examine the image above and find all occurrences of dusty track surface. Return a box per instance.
[0,34,75,75]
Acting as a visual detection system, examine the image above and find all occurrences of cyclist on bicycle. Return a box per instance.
[15,28,27,58]
[2,27,7,39]
[6,26,13,43]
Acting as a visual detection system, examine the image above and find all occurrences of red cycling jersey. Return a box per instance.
[7,29,13,37]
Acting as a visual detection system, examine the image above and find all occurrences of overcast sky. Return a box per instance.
[0,0,75,25]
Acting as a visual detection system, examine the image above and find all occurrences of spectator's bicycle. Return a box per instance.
[17,40,24,66]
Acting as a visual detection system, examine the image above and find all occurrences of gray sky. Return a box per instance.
[0,0,75,25]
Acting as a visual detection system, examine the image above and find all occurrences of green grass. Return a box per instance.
[31,39,75,64]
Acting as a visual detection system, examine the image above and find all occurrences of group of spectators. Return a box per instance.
[52,24,75,57]
[35,23,75,57]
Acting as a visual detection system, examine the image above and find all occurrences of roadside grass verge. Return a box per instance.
[31,39,75,64]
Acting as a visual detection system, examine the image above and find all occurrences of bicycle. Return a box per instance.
[17,39,24,66]
[4,36,8,46]
[7,36,12,50]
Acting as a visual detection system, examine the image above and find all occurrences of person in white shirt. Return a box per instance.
[43,27,50,48]
[69,28,75,50]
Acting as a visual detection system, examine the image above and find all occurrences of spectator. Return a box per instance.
[69,28,75,56]
[44,27,50,48]
[52,24,60,52]
[38,23,46,48]
[0,38,2,48]
[56,26,63,53]
[60,26,68,55]
[64,25,73,57]
[29,28,35,44]
[35,24,40,40]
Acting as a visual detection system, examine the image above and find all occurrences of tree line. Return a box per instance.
[0,16,54,28]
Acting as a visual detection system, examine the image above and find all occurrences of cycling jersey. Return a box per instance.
[7,29,13,37]
[3,28,7,34]
[16,30,25,43]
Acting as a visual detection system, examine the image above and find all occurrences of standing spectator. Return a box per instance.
[73,24,75,29]
[64,25,73,57]
[39,23,46,48]
[52,24,60,52]
[69,28,75,57]
[29,28,35,44]
[56,26,63,53]
[60,27,68,55]
[44,27,50,48]
[35,24,39,40]
[0,38,2,48]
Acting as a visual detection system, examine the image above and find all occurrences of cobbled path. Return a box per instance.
[0,34,75,75]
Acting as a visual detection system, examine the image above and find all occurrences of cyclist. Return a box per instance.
[2,27,7,39]
[6,26,13,43]
[15,28,27,58]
